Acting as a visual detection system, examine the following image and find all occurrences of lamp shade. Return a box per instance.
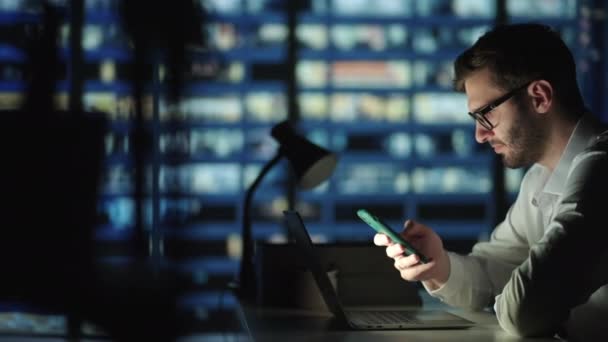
[271,120,337,189]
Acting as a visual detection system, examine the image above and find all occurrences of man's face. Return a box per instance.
[465,69,547,168]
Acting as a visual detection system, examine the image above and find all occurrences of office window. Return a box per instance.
[151,0,598,333]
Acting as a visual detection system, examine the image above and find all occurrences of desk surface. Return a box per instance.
[238,293,559,342]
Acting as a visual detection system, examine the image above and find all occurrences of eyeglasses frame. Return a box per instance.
[467,82,532,130]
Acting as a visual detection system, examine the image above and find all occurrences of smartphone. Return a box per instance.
[357,209,429,264]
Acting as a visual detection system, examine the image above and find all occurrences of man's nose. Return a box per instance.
[474,121,493,143]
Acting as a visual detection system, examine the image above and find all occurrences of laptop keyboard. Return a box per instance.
[351,311,419,325]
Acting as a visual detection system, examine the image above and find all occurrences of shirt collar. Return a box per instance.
[543,114,602,195]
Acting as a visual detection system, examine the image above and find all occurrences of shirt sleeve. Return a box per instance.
[495,146,608,337]
[424,167,542,309]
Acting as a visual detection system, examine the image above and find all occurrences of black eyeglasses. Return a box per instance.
[468,82,531,130]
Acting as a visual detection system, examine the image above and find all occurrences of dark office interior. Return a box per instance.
[0,0,606,340]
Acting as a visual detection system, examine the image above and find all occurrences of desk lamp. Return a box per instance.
[237,120,337,301]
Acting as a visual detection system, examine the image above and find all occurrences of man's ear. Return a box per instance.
[528,80,553,114]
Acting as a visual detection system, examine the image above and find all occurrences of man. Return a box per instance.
[374,23,608,340]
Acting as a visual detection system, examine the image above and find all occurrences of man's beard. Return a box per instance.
[499,106,547,169]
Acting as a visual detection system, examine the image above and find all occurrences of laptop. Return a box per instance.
[283,210,475,330]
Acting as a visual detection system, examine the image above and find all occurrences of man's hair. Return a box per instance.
[453,23,585,117]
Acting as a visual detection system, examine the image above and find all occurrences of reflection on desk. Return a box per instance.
[237,291,559,342]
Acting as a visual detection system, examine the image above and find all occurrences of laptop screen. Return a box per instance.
[283,210,349,321]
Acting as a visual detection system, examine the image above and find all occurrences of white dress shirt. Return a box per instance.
[424,114,608,340]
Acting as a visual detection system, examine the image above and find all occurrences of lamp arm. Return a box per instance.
[238,150,283,300]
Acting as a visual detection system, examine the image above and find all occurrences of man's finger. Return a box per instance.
[373,233,392,246]
[395,253,420,269]
[386,243,406,258]
[401,262,434,281]
[401,220,426,239]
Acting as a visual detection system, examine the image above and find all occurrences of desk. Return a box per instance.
[237,293,559,342]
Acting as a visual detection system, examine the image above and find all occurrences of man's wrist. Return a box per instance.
[423,251,450,290]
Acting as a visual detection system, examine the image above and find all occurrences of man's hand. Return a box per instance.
[373,220,450,291]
